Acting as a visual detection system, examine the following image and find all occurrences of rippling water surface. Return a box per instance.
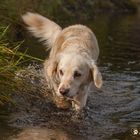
[0,8,140,140]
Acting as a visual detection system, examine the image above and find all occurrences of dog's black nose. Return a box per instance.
[59,88,69,96]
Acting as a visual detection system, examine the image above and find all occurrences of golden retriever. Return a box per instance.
[22,12,103,111]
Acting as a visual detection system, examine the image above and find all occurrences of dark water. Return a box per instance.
[0,4,140,140]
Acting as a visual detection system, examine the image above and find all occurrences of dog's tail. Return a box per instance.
[22,12,62,49]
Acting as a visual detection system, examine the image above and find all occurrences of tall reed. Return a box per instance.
[0,26,43,105]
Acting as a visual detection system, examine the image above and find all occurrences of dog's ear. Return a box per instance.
[89,62,103,88]
[44,59,58,77]
[92,65,103,88]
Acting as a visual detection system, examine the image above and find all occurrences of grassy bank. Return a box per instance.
[0,0,137,26]
[0,26,43,105]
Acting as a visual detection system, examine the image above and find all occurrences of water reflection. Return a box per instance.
[87,12,140,72]
[0,110,19,140]
[10,128,71,140]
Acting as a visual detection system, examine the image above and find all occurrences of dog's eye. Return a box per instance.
[74,71,81,78]
[59,69,63,76]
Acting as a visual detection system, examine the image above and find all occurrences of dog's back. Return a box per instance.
[53,25,99,61]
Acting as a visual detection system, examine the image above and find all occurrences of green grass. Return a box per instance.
[0,26,43,105]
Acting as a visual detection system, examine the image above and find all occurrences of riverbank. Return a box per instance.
[0,26,43,105]
[0,0,138,26]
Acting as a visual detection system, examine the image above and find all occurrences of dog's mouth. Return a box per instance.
[61,94,73,100]
[57,90,80,105]
[55,93,80,107]
[64,96,80,106]
[65,93,74,98]
[67,98,80,106]
[65,92,79,99]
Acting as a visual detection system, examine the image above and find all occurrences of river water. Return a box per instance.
[0,6,140,140]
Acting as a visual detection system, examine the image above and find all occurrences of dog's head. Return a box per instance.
[46,52,103,98]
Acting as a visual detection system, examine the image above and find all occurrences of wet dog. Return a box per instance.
[22,12,103,110]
